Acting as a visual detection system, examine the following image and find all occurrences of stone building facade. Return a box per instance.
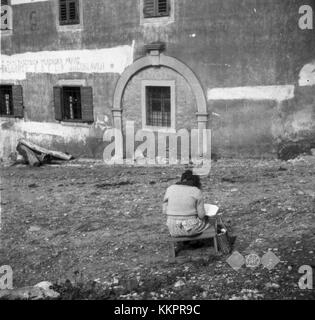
[0,0,315,160]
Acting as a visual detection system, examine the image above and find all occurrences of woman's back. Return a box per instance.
[163,170,210,237]
[164,184,204,217]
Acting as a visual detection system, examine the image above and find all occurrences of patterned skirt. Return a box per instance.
[166,215,211,238]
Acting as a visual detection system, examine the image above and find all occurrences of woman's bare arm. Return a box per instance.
[197,194,206,219]
[163,190,169,214]
[162,201,168,214]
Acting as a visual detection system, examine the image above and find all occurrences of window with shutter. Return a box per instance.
[54,86,93,123]
[0,85,24,118]
[59,0,79,25]
[143,0,170,18]
[0,85,13,116]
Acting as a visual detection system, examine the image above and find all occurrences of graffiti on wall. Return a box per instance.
[0,44,134,80]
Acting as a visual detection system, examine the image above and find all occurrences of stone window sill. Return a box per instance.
[141,16,174,26]
[0,29,13,36]
[0,115,16,118]
[56,24,83,33]
[60,120,92,127]
[142,126,176,134]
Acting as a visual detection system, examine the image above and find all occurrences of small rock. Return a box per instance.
[174,280,185,288]
[29,226,41,232]
[265,282,280,290]
[28,183,38,188]
[305,190,315,198]
[231,188,238,193]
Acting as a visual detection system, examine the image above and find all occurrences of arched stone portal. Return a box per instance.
[112,48,208,131]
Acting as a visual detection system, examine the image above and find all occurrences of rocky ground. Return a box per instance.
[0,157,314,300]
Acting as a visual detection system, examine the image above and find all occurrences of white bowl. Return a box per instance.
[204,204,219,217]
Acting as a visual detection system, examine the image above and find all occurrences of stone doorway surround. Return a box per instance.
[112,42,208,131]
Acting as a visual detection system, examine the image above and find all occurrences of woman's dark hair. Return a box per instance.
[176,170,201,189]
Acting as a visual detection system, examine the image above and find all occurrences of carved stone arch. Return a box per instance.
[112,52,208,130]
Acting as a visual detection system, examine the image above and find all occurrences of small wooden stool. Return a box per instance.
[168,226,218,261]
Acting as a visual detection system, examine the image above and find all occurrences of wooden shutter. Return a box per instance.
[12,85,24,118]
[81,87,94,123]
[54,87,63,121]
[59,0,68,24]
[143,0,155,18]
[69,0,79,23]
[157,0,169,16]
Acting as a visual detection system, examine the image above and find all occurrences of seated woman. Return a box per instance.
[163,170,212,237]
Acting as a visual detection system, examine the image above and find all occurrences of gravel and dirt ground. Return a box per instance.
[0,157,314,300]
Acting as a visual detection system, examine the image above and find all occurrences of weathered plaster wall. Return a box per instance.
[277,86,315,141]
[210,100,277,158]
